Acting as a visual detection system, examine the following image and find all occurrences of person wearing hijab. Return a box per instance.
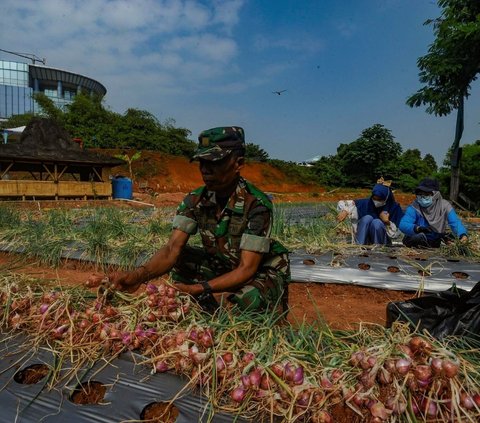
[337,180,404,245]
[399,178,468,248]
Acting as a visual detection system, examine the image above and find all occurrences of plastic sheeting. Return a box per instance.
[0,335,248,423]
[387,281,480,339]
[1,241,479,293]
[290,249,480,292]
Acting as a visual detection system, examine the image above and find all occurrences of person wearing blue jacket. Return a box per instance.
[399,178,468,248]
[337,179,404,245]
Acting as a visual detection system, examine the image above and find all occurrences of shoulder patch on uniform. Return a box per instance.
[245,181,272,210]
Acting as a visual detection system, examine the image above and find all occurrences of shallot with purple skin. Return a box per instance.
[460,392,475,410]
[121,332,132,345]
[385,397,407,415]
[39,304,49,314]
[260,374,272,390]
[293,366,304,385]
[284,363,295,382]
[430,357,443,375]
[442,360,459,378]
[145,283,158,295]
[231,387,247,403]
[350,351,365,367]
[242,352,255,364]
[414,364,432,382]
[215,356,226,372]
[320,376,333,390]
[155,361,169,373]
[248,369,262,389]
[395,358,411,375]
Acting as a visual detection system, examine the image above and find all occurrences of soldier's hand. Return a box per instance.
[109,271,143,294]
[174,283,203,296]
[85,273,107,289]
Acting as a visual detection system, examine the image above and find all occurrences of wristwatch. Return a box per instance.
[200,280,212,294]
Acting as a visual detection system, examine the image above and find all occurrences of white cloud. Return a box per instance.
[1,0,242,82]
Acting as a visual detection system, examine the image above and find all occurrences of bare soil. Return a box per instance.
[140,402,179,423]
[70,381,107,405]
[14,364,50,385]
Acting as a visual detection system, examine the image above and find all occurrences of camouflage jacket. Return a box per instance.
[172,177,289,274]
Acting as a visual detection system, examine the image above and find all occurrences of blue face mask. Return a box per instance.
[417,195,433,208]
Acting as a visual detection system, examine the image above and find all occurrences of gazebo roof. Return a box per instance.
[0,118,124,167]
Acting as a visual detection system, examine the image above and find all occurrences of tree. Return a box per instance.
[245,143,269,162]
[406,0,480,200]
[114,151,142,181]
[33,92,63,122]
[0,112,35,130]
[311,155,346,187]
[390,149,438,192]
[336,124,402,186]
[13,92,195,155]
[423,153,438,172]
[437,140,480,205]
[406,0,480,116]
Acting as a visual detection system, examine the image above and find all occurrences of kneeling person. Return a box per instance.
[87,126,290,313]
[399,178,468,248]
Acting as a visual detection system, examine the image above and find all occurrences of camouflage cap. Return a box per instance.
[191,126,245,161]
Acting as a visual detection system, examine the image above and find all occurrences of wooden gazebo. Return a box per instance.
[0,119,124,200]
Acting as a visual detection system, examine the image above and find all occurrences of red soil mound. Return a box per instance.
[104,150,415,206]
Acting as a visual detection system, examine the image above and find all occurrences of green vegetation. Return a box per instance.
[0,93,196,157]
[0,204,477,270]
[268,159,319,185]
[436,140,480,206]
[310,124,438,193]
[406,0,480,116]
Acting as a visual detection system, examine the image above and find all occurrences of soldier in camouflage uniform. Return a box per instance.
[86,126,290,313]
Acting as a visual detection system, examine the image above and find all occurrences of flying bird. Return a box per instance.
[272,90,287,95]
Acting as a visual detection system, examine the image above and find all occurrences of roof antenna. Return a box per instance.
[0,48,46,64]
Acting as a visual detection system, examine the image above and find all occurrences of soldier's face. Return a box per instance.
[199,154,244,194]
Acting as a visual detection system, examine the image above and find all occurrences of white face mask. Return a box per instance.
[373,199,386,208]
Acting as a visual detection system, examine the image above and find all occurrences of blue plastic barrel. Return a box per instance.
[112,176,133,200]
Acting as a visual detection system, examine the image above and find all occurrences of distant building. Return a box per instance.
[0,59,106,120]
[298,155,322,167]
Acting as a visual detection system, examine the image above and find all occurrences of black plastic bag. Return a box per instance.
[386,281,480,339]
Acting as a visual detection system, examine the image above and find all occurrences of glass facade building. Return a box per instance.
[0,60,106,120]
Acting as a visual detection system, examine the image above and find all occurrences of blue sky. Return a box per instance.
[2,0,479,165]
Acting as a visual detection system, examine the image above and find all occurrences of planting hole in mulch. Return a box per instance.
[358,253,369,257]
[447,258,460,262]
[358,263,370,270]
[140,401,179,423]
[387,266,400,273]
[418,270,431,277]
[303,258,316,265]
[14,363,49,384]
[452,271,469,279]
[388,255,397,260]
[414,257,427,261]
[70,381,107,405]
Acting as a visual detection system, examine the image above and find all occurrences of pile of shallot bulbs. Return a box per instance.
[1,283,192,356]
[344,336,480,422]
